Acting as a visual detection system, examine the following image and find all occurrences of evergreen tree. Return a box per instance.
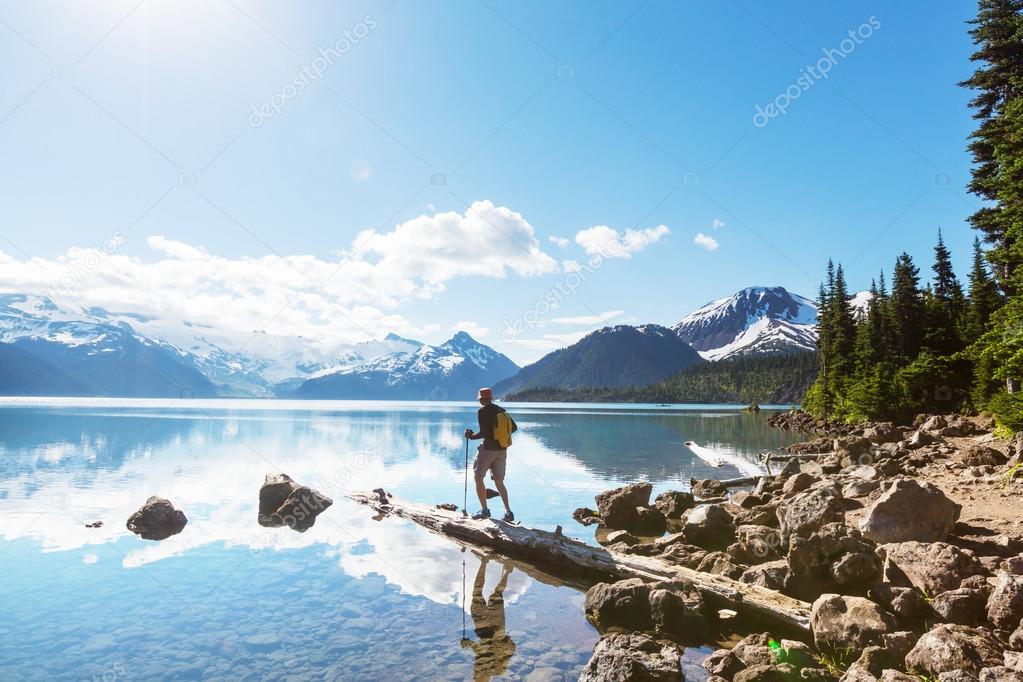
[967,236,1003,338]
[960,0,1023,292]
[924,230,966,355]
[890,253,925,360]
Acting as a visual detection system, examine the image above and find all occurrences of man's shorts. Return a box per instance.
[473,445,508,481]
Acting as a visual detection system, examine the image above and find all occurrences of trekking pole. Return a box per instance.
[462,436,469,516]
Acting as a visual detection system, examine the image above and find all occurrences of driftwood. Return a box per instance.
[349,490,811,633]
[760,452,827,462]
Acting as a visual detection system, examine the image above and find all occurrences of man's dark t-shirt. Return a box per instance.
[472,403,507,450]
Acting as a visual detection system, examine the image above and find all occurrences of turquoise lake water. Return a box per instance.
[0,398,802,681]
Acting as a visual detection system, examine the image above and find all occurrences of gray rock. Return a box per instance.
[596,482,653,531]
[584,579,651,633]
[777,485,845,541]
[869,584,929,625]
[1012,622,1023,650]
[904,623,1003,676]
[695,551,745,579]
[649,585,706,638]
[859,479,960,544]
[681,504,735,550]
[879,541,985,596]
[654,491,694,520]
[906,429,937,449]
[573,507,601,526]
[258,473,299,516]
[879,672,917,682]
[810,593,896,650]
[740,560,789,590]
[986,573,1023,630]
[633,506,668,536]
[980,667,1023,681]
[931,587,987,626]
[782,472,817,496]
[703,649,743,678]
[579,632,683,682]
[125,496,187,541]
[786,523,880,599]
[962,444,1008,467]
[271,485,332,532]
[691,478,728,499]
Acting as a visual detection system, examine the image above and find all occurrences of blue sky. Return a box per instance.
[0,0,982,364]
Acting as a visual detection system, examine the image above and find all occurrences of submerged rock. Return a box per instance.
[573,507,601,526]
[584,578,705,639]
[125,496,187,541]
[859,479,960,544]
[258,473,333,532]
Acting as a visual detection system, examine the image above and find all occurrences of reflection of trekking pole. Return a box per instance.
[462,436,469,517]
[461,552,466,639]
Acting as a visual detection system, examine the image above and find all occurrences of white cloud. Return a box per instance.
[453,321,489,338]
[548,236,570,248]
[694,232,719,251]
[147,236,207,260]
[561,259,582,273]
[711,218,726,230]
[574,224,669,259]
[550,310,624,325]
[0,200,558,349]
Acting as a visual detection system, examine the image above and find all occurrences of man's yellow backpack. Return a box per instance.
[494,411,517,448]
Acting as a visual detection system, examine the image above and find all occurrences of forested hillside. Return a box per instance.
[507,351,817,404]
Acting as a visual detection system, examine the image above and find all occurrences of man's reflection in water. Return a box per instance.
[460,557,516,681]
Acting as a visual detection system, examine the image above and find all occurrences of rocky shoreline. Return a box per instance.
[575,410,1023,681]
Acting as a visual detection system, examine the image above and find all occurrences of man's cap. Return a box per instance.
[477,387,493,400]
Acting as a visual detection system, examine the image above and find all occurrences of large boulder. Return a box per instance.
[859,479,960,544]
[596,482,653,531]
[258,472,299,516]
[680,504,735,550]
[878,541,985,596]
[654,491,695,520]
[740,560,789,591]
[786,523,881,599]
[633,507,668,537]
[904,623,1003,676]
[584,578,651,633]
[125,496,188,541]
[810,594,896,650]
[579,632,683,682]
[776,485,845,541]
[986,573,1023,630]
[258,473,333,532]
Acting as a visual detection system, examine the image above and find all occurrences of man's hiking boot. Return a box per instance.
[471,509,491,520]
[502,511,515,522]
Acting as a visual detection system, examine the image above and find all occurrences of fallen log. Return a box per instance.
[349,489,811,633]
[760,452,827,462]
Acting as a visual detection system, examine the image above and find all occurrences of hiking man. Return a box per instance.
[464,387,514,521]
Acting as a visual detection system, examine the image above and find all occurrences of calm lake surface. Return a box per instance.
[0,399,803,681]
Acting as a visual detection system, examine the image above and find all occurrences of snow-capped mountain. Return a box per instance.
[0,294,517,399]
[0,294,217,397]
[672,286,818,361]
[293,331,519,400]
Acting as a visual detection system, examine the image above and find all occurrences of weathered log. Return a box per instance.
[760,452,826,462]
[348,489,811,633]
